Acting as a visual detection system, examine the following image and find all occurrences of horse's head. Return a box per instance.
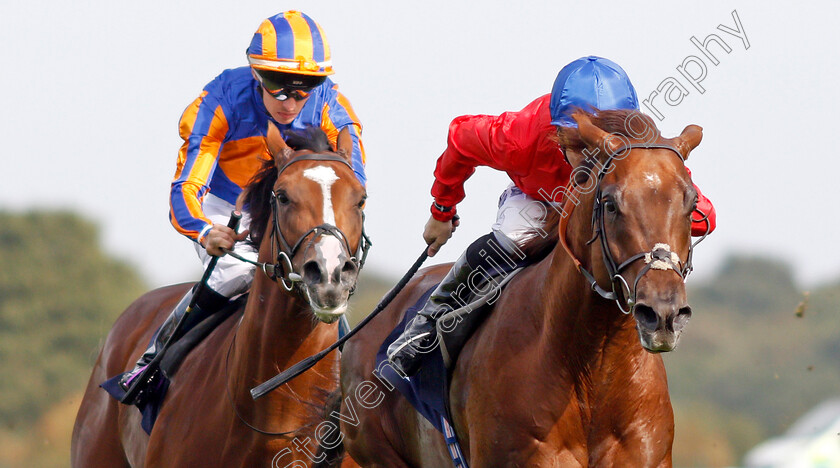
[244,125,367,323]
[560,110,704,352]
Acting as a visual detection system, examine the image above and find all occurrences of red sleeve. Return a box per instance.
[692,183,716,236]
[685,167,716,236]
[429,97,548,221]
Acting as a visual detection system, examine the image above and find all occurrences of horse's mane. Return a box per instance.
[520,109,661,259]
[244,127,334,248]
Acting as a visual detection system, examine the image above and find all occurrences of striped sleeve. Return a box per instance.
[170,91,230,242]
[320,86,366,185]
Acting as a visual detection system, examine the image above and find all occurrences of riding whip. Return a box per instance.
[121,211,241,404]
[250,248,429,400]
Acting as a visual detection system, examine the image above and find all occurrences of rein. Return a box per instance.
[227,153,372,292]
[221,153,370,436]
[558,142,711,314]
[224,319,314,437]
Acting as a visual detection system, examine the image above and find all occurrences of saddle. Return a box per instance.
[436,268,524,369]
[375,265,524,434]
[100,297,244,434]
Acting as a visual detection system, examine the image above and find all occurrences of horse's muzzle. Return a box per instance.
[300,237,359,322]
[632,295,692,353]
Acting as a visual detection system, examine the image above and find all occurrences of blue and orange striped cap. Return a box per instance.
[247,11,334,76]
[549,56,639,127]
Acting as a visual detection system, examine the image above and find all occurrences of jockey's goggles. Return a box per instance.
[253,69,325,101]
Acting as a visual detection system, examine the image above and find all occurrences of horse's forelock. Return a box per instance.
[284,127,332,153]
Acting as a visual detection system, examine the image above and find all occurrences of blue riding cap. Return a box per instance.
[549,56,639,127]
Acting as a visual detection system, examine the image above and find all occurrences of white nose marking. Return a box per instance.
[316,236,343,281]
[303,166,339,225]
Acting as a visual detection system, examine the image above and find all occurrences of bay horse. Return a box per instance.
[339,109,705,467]
[72,126,366,467]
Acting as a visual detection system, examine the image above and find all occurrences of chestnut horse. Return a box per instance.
[339,110,706,467]
[72,127,366,467]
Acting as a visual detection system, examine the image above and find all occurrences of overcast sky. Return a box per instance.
[2,1,838,289]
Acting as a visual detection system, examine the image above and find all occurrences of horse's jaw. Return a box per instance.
[310,303,348,324]
[637,327,682,353]
[302,287,350,323]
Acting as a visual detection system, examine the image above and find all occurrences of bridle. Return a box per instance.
[559,142,710,314]
[228,153,372,292]
[223,152,371,437]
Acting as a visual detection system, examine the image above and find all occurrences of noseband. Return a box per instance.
[559,143,711,314]
[229,153,371,292]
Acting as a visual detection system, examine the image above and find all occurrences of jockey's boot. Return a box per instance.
[119,286,228,394]
[386,252,472,377]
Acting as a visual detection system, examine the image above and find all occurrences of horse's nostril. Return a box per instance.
[633,304,659,331]
[673,306,692,331]
[302,261,322,285]
[340,260,358,284]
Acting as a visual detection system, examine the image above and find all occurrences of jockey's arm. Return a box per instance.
[170,90,249,256]
[685,167,716,236]
[322,88,366,186]
[170,93,226,246]
[430,111,530,222]
[691,182,717,236]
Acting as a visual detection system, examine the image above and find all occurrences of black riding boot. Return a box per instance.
[386,252,473,377]
[387,232,528,376]
[119,286,228,392]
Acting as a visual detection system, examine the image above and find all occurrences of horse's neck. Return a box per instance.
[536,244,639,375]
[228,273,334,404]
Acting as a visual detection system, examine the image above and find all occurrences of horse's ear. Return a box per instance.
[266,122,293,168]
[335,127,354,165]
[670,124,703,161]
[573,111,622,158]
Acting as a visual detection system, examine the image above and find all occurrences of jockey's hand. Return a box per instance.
[424,215,458,257]
[202,224,250,257]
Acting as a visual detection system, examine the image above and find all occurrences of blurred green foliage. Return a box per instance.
[0,210,146,431]
[667,256,840,466]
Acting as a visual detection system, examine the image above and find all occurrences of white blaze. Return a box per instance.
[316,236,343,281]
[303,165,339,225]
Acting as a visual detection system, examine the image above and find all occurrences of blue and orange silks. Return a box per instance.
[247,10,333,76]
[170,66,365,242]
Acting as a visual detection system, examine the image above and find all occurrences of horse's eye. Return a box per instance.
[688,194,698,215]
[275,190,290,205]
[357,196,366,209]
[603,198,618,214]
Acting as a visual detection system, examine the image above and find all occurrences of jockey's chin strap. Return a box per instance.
[558,142,711,314]
[226,153,372,293]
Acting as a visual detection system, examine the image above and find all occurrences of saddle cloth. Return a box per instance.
[374,267,523,435]
[100,299,242,434]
